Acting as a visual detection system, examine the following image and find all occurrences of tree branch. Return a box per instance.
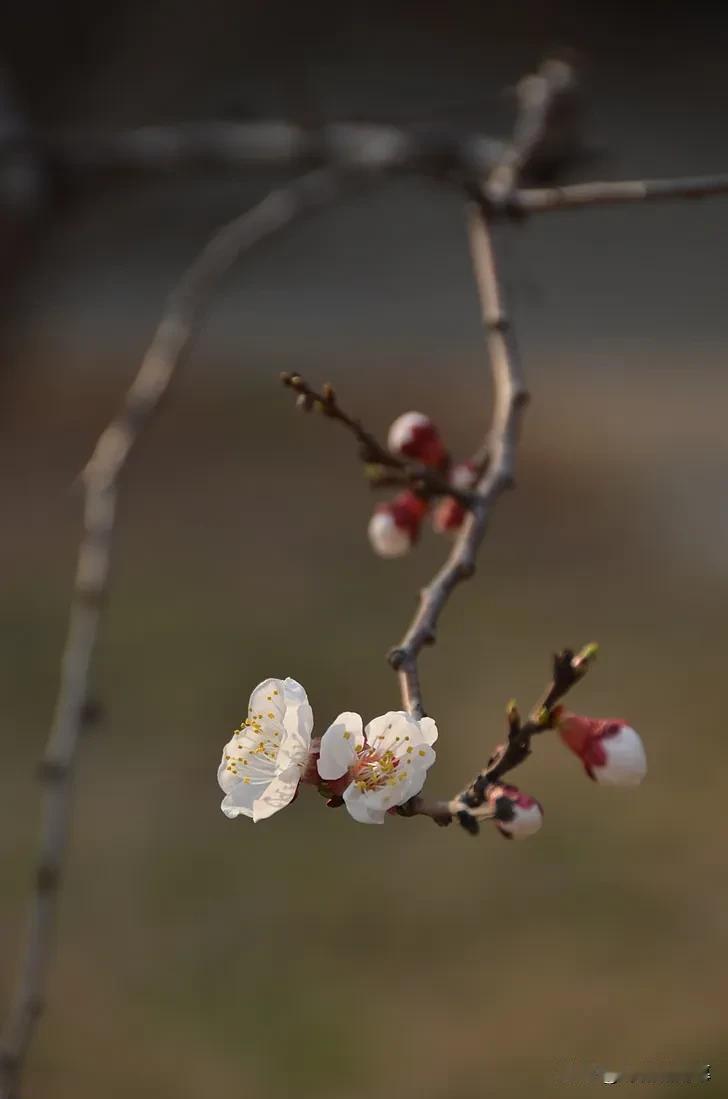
[509,172,728,214]
[403,644,598,829]
[279,372,478,506]
[487,57,582,205]
[43,119,506,184]
[0,167,345,1099]
[388,207,528,721]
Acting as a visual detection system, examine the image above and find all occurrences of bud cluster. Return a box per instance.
[452,647,647,840]
[368,411,478,557]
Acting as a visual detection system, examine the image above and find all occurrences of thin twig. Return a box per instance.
[509,172,728,214]
[403,644,598,829]
[281,372,400,467]
[279,372,478,506]
[389,207,528,721]
[0,167,345,1099]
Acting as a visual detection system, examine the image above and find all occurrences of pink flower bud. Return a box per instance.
[368,491,428,558]
[387,412,447,469]
[432,461,478,534]
[555,709,647,786]
[488,783,544,840]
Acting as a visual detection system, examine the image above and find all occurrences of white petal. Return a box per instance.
[343,784,386,824]
[419,716,438,746]
[317,713,363,780]
[220,774,269,818]
[396,760,432,802]
[252,764,301,821]
[365,711,418,752]
[282,678,308,707]
[247,678,287,723]
[221,793,254,819]
[594,725,647,786]
[218,737,276,794]
[279,680,314,769]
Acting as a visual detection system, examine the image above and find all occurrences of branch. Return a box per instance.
[43,119,506,183]
[402,644,598,829]
[279,372,478,506]
[509,172,728,214]
[487,58,583,205]
[0,167,345,1099]
[389,207,528,720]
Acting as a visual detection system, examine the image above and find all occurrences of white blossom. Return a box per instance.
[218,677,313,822]
[318,709,438,823]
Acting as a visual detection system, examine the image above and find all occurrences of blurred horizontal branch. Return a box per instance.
[512,173,728,213]
[42,119,506,182]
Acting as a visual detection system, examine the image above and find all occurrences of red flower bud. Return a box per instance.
[555,709,647,786]
[432,461,478,534]
[368,491,428,558]
[387,412,448,470]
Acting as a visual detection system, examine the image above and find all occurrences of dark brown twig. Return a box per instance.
[402,643,598,830]
[280,372,478,507]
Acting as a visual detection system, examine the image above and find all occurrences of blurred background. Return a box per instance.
[1,2,727,1096]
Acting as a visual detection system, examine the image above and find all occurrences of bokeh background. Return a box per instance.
[2,2,728,1096]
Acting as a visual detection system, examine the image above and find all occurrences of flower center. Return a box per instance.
[349,746,401,792]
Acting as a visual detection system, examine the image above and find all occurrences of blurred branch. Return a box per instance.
[43,119,506,182]
[0,167,344,1099]
[2,73,727,223]
[510,173,728,213]
[487,57,583,204]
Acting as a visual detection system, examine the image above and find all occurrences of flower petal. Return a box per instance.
[220,772,270,818]
[247,678,287,724]
[221,793,254,819]
[364,711,419,752]
[419,716,438,746]
[218,736,276,794]
[343,783,386,824]
[317,713,364,780]
[279,679,314,769]
[252,763,302,821]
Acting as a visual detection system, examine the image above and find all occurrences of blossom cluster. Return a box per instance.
[218,677,647,836]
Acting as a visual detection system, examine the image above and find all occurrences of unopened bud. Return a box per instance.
[387,412,447,469]
[368,491,428,558]
[432,461,478,534]
[555,709,647,786]
[489,783,544,840]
